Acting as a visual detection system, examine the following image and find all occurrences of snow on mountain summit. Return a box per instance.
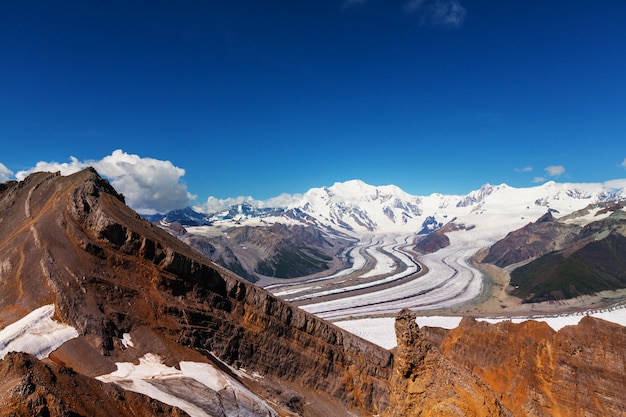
[189,179,626,236]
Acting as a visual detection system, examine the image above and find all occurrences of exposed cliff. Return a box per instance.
[383,309,512,417]
[438,316,626,416]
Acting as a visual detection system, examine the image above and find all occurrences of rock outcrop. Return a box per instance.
[384,309,512,417]
[438,316,626,416]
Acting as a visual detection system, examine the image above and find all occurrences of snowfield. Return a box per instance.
[97,352,277,417]
[0,304,78,360]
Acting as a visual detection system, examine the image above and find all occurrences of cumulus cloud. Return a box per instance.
[404,0,467,29]
[515,166,533,173]
[545,165,565,177]
[195,196,257,213]
[605,179,626,189]
[0,163,14,183]
[263,192,303,208]
[194,192,302,214]
[15,150,195,215]
[15,157,84,180]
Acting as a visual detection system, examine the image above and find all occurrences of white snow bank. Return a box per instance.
[477,304,626,331]
[336,316,464,349]
[0,304,79,360]
[97,353,277,417]
[336,305,626,349]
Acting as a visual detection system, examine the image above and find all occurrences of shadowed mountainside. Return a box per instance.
[482,208,626,302]
[177,222,353,281]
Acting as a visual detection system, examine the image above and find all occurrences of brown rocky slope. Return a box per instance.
[0,169,391,416]
[0,352,188,417]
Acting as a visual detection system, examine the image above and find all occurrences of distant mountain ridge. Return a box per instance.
[482,202,626,303]
[151,178,626,283]
[157,179,626,237]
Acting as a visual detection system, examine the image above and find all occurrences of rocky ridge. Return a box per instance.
[481,205,626,302]
[0,169,391,416]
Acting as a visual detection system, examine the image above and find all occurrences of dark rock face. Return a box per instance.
[510,231,626,302]
[482,208,626,302]
[482,211,580,268]
[414,219,471,254]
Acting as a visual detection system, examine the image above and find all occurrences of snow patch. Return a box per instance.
[97,353,277,417]
[336,305,626,349]
[121,333,134,348]
[0,304,79,360]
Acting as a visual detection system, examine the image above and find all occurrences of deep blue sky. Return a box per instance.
[1,1,626,210]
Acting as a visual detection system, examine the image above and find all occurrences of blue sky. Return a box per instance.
[1,1,626,213]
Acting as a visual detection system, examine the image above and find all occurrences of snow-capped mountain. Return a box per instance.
[185,179,626,239]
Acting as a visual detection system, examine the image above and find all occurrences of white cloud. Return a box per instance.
[195,195,257,213]
[15,150,195,215]
[15,157,85,180]
[263,192,302,208]
[515,166,533,173]
[194,192,302,214]
[621,158,626,169]
[405,0,467,29]
[0,163,13,182]
[605,179,626,189]
[532,176,546,183]
[545,165,565,177]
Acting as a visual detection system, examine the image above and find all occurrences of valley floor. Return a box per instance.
[264,234,626,349]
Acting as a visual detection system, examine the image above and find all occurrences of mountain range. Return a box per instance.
[154,179,626,293]
[1,169,626,416]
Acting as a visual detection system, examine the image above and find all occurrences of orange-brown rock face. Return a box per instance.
[384,309,512,417]
[439,316,626,417]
